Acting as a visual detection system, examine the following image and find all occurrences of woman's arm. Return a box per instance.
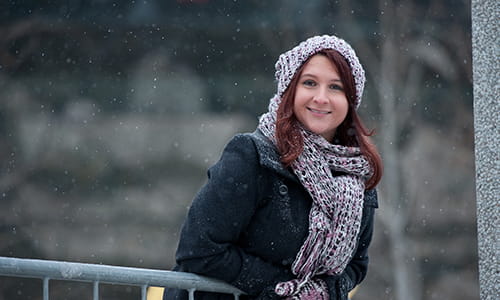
[174,134,293,296]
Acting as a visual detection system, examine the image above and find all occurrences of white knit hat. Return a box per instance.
[274,35,366,109]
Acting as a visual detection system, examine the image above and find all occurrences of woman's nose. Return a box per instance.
[313,87,329,104]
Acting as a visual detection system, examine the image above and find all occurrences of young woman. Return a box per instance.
[164,35,383,300]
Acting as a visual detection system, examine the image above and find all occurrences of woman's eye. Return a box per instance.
[303,80,316,86]
[330,84,344,91]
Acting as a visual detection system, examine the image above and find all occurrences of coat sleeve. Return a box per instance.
[321,189,378,300]
[173,134,294,297]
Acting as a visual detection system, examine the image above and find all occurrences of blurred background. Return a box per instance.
[0,0,477,299]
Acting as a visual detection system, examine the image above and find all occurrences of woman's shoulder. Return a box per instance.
[225,130,278,166]
[217,131,261,162]
[213,131,271,174]
[224,130,296,182]
[229,129,274,151]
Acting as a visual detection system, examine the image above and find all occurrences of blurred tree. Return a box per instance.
[336,1,472,300]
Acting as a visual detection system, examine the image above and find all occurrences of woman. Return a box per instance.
[164,35,382,300]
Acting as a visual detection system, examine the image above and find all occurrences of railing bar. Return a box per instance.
[141,285,147,300]
[43,277,49,300]
[93,281,99,300]
[0,256,245,297]
[188,288,195,300]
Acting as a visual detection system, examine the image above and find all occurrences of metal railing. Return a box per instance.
[0,256,244,300]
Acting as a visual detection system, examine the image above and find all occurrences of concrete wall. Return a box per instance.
[471,1,499,299]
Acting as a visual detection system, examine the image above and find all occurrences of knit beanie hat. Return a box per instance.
[274,35,366,109]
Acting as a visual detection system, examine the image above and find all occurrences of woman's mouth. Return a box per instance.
[307,107,331,114]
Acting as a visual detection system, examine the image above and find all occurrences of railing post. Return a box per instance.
[93,281,99,300]
[188,288,195,300]
[43,277,50,300]
[141,285,148,300]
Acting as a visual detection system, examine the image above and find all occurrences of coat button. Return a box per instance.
[278,184,288,195]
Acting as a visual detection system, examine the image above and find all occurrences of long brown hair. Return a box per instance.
[275,49,383,189]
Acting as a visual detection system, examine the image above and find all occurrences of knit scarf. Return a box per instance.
[258,95,372,299]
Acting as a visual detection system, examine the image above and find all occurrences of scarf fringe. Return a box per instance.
[292,225,326,276]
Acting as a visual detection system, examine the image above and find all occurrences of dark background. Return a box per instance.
[0,1,477,299]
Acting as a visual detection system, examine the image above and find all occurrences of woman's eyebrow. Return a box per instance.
[300,73,317,78]
[300,73,342,83]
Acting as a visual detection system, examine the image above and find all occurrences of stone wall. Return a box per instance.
[471,0,499,299]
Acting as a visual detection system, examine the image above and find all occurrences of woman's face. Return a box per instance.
[293,54,349,142]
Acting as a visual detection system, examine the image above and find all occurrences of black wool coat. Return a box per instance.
[163,130,378,300]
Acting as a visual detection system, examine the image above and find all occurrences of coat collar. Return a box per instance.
[249,129,299,183]
[248,130,376,205]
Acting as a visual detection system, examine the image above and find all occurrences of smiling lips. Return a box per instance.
[307,107,331,114]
